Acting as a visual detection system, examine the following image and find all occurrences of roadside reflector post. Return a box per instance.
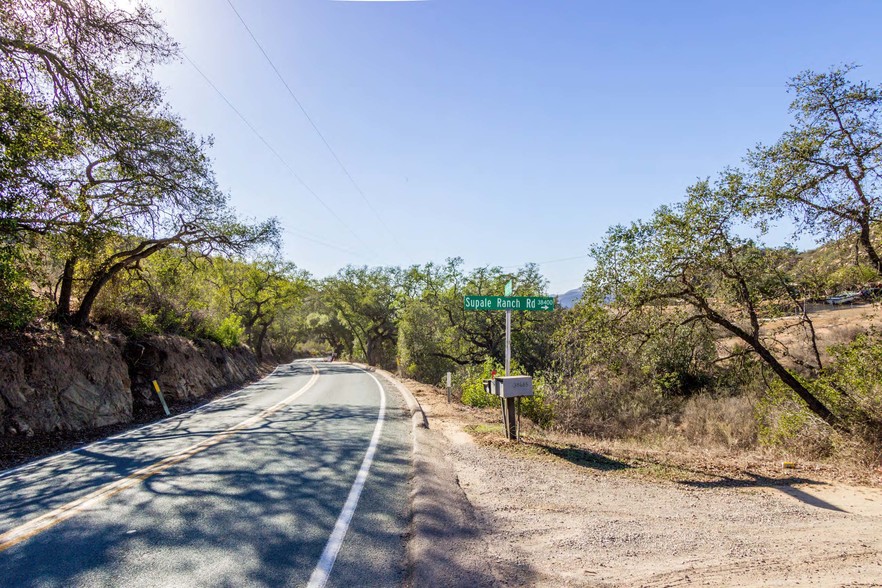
[152,380,171,416]
[446,371,452,403]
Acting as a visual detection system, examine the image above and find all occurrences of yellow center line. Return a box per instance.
[0,364,321,553]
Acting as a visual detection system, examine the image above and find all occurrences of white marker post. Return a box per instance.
[152,380,171,416]
[446,371,452,403]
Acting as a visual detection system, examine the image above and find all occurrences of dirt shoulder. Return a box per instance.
[405,379,882,587]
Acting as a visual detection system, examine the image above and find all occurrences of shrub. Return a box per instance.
[680,393,758,449]
[458,357,554,427]
[133,312,161,337]
[756,378,835,458]
[0,247,37,330]
[211,314,245,348]
[460,357,501,408]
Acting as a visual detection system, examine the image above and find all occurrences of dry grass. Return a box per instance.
[680,393,758,449]
[407,377,882,487]
[719,303,882,371]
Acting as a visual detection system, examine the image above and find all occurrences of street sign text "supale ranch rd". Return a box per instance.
[463,296,555,311]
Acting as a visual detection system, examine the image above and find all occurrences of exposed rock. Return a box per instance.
[0,330,131,434]
[126,336,260,415]
[0,329,263,435]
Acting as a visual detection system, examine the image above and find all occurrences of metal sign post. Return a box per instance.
[505,309,511,376]
[465,284,553,442]
[504,307,514,439]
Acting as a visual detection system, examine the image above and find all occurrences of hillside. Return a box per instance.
[789,230,882,295]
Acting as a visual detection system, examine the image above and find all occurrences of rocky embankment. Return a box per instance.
[0,328,263,435]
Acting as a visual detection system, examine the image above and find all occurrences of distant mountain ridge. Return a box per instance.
[557,287,584,309]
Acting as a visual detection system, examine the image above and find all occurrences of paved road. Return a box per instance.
[0,360,412,587]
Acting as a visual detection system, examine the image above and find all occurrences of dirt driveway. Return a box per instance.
[408,382,882,587]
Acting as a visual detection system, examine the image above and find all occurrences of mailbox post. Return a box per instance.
[484,376,533,440]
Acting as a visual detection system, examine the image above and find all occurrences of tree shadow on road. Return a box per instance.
[0,400,412,587]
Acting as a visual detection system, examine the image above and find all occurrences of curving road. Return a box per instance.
[0,360,412,587]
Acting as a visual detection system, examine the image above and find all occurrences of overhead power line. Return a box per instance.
[501,254,590,270]
[225,0,403,251]
[284,227,366,258]
[183,53,375,259]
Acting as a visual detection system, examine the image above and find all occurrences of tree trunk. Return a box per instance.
[702,308,843,430]
[55,257,77,320]
[72,268,116,326]
[748,338,841,429]
[858,222,882,275]
[366,337,375,366]
[72,240,171,326]
[255,321,271,362]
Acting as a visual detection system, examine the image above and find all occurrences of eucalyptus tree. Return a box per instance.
[748,66,882,272]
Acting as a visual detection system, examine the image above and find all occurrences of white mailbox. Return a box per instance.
[495,376,533,398]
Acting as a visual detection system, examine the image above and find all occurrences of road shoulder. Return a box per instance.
[402,378,882,587]
[369,367,498,588]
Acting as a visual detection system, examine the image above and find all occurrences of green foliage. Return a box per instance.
[747,65,882,273]
[813,331,882,436]
[825,265,879,293]
[132,313,161,337]
[397,299,454,385]
[394,258,558,381]
[756,377,835,458]
[0,245,36,329]
[0,1,279,327]
[584,175,842,428]
[460,358,506,408]
[319,266,401,368]
[210,256,310,359]
[520,372,553,428]
[458,357,553,427]
[212,314,245,349]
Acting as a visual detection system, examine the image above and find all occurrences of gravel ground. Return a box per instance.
[408,381,882,587]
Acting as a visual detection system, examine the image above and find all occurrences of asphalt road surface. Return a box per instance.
[0,360,412,587]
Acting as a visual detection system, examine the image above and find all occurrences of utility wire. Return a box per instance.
[225,0,403,252]
[501,254,590,270]
[284,227,366,258]
[183,52,376,258]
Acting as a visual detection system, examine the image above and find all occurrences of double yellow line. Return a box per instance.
[0,364,321,553]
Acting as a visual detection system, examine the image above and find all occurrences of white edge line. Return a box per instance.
[0,360,304,481]
[306,368,387,588]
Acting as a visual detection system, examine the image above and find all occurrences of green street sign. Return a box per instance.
[463,295,555,312]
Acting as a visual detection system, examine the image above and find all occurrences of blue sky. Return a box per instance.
[145,0,882,293]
